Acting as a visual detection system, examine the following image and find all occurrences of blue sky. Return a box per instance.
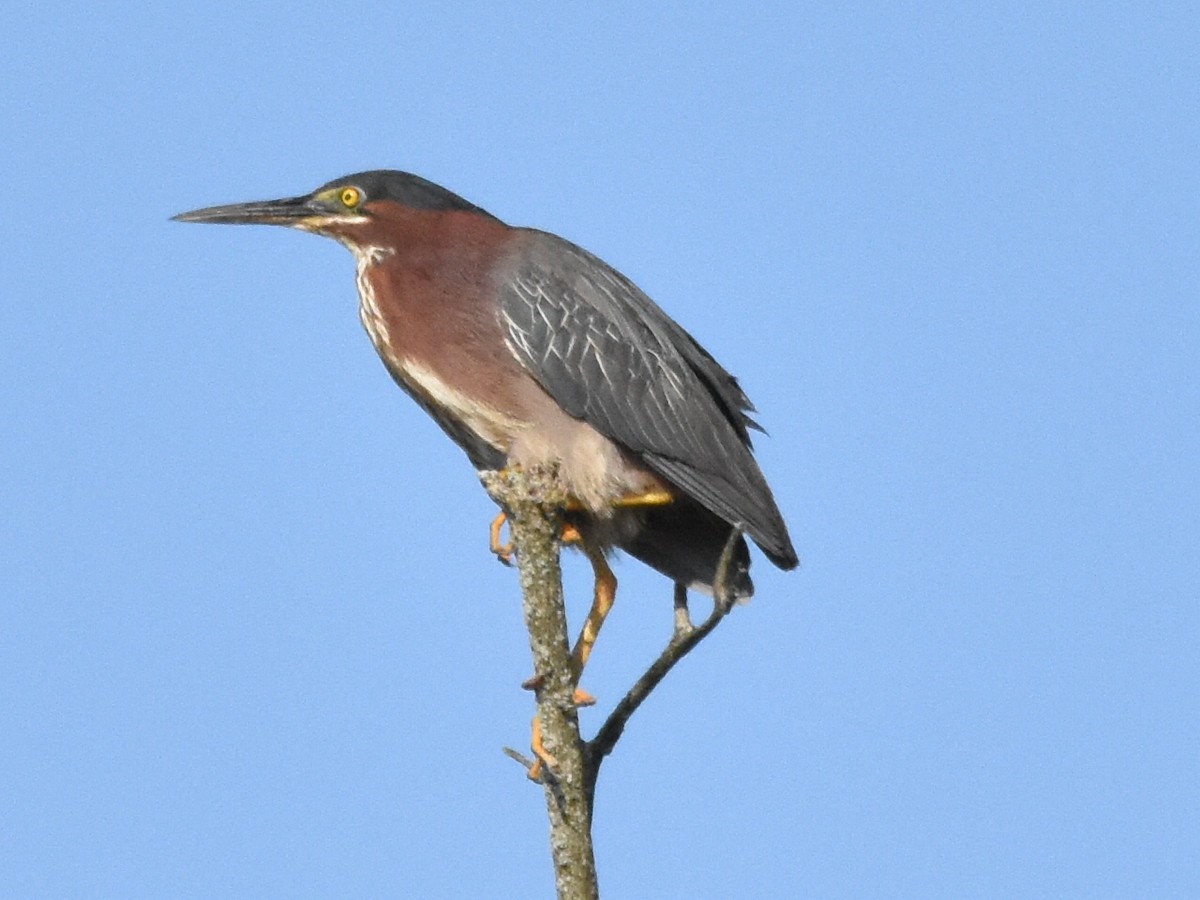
[2,3,1196,897]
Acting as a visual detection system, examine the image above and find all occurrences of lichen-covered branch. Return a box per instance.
[481,467,599,900]
[483,466,744,898]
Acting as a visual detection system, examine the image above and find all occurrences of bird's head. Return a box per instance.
[173,170,497,245]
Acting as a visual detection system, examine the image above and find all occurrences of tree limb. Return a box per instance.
[481,467,599,900]
[584,525,745,801]
[483,466,746,897]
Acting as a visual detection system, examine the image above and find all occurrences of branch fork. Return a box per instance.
[481,465,744,900]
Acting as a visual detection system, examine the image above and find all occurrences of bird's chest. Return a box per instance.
[350,246,527,453]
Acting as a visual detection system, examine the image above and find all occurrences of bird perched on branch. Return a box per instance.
[175,170,797,688]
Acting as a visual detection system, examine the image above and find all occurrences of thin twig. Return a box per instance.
[584,526,745,796]
[503,746,538,772]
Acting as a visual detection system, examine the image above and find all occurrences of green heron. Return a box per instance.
[175,170,797,741]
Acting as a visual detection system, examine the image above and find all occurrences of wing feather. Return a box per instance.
[497,230,797,568]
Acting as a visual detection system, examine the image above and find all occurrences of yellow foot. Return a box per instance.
[490,512,514,565]
[521,674,596,707]
[494,516,594,563]
[528,716,556,782]
[521,672,595,783]
[524,687,595,782]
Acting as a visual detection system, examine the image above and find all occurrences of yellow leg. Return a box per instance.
[556,522,617,677]
[563,486,675,512]
[559,486,669,672]
[570,541,618,676]
[612,487,674,508]
[511,494,654,783]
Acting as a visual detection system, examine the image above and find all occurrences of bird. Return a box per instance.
[174,170,797,704]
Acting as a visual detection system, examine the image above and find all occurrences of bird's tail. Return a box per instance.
[618,497,754,600]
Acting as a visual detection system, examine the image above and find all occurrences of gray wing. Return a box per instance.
[497,229,797,569]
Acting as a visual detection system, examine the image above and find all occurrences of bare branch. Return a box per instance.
[584,526,745,795]
[481,468,599,900]
[482,466,746,896]
[502,746,538,772]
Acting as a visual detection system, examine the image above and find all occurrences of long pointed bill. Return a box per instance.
[172,194,318,226]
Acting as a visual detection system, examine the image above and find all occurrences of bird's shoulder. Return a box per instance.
[495,228,796,568]
[497,228,760,442]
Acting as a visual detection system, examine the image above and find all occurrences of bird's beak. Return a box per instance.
[172,194,319,227]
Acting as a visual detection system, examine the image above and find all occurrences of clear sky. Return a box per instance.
[2,3,1196,898]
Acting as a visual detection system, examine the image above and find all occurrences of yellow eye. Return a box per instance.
[340,187,362,208]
